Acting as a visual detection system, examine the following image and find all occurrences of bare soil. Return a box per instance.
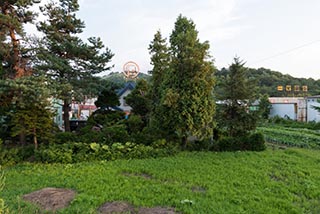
[22,187,76,211]
[97,201,136,213]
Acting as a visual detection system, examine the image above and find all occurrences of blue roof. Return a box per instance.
[117,82,136,96]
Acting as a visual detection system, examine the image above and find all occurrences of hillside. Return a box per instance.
[216,67,320,97]
[103,68,320,97]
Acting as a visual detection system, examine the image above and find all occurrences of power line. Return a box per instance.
[251,39,320,64]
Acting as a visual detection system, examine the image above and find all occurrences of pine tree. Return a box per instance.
[5,76,54,148]
[0,0,38,79]
[157,15,216,145]
[35,0,113,132]
[218,57,257,137]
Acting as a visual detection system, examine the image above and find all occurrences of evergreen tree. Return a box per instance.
[258,94,272,120]
[3,76,54,148]
[157,15,216,145]
[148,30,170,106]
[35,0,113,132]
[218,58,257,137]
[148,30,170,134]
[125,79,152,125]
[0,0,38,79]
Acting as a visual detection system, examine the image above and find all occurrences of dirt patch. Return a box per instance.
[191,186,207,193]
[122,172,153,180]
[23,187,76,211]
[138,207,178,214]
[98,201,136,214]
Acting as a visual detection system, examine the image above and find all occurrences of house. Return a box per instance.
[116,81,136,113]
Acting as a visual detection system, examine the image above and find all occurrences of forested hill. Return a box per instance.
[101,72,151,87]
[216,67,320,97]
[104,68,320,97]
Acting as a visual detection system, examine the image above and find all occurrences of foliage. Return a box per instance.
[0,76,54,147]
[150,15,216,145]
[35,0,113,131]
[3,149,320,213]
[125,79,152,124]
[258,125,320,149]
[258,94,272,120]
[94,85,120,111]
[34,140,177,164]
[217,58,258,137]
[0,166,9,213]
[0,0,39,79]
[213,132,266,152]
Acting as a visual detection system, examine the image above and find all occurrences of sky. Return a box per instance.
[28,0,320,80]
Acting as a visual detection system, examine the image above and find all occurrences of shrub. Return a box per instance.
[34,140,178,164]
[0,167,9,213]
[54,132,78,144]
[213,133,266,152]
[247,132,266,151]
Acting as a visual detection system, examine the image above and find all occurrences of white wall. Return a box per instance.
[307,98,320,122]
[270,103,296,120]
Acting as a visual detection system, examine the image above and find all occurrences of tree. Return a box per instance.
[94,85,120,111]
[258,94,272,120]
[148,30,170,106]
[0,0,38,79]
[148,30,171,133]
[125,79,152,125]
[218,58,258,137]
[0,76,53,148]
[154,15,216,146]
[35,0,113,132]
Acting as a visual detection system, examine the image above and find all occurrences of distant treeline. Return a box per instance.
[104,67,320,97]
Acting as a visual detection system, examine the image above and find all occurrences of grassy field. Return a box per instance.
[2,148,320,213]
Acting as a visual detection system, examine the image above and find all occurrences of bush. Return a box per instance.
[34,140,178,164]
[247,132,266,151]
[0,167,9,213]
[213,133,266,152]
[54,132,78,144]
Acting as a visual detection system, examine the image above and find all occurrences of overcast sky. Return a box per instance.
[29,0,320,80]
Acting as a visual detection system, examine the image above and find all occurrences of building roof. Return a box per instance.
[116,82,136,97]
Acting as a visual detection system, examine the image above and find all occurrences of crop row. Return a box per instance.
[258,126,320,149]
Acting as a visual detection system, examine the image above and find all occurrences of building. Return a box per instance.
[268,96,320,122]
[269,97,307,121]
[116,82,136,114]
[306,95,320,122]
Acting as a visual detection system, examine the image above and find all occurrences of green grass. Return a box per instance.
[2,148,320,213]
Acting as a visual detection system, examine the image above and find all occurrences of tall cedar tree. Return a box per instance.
[148,30,171,134]
[158,15,216,145]
[36,0,113,132]
[218,58,257,137]
[0,0,38,79]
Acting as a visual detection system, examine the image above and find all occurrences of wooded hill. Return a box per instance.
[103,68,320,97]
[216,67,320,97]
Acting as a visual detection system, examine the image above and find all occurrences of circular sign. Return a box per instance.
[123,61,139,79]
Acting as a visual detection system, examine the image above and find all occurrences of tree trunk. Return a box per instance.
[63,100,71,132]
[33,127,38,150]
[19,132,26,145]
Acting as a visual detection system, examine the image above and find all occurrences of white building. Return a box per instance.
[269,96,320,122]
[306,95,320,122]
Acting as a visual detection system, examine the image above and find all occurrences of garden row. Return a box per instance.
[258,125,320,149]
